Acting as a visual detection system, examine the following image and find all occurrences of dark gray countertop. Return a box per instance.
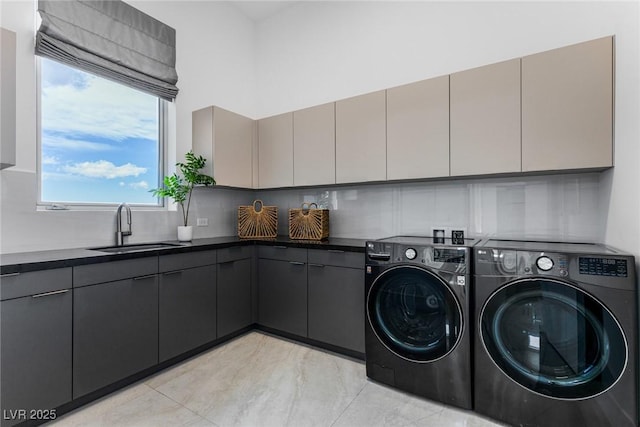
[0,236,367,274]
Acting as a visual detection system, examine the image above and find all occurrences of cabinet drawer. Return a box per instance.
[1,267,72,301]
[217,245,252,264]
[159,250,216,273]
[258,246,306,263]
[308,249,364,269]
[74,258,157,287]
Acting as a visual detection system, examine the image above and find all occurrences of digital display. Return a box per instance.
[579,257,627,277]
[433,248,465,264]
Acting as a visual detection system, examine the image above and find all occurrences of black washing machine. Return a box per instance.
[365,236,475,409]
[474,239,637,427]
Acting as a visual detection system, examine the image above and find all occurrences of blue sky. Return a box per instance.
[40,58,160,205]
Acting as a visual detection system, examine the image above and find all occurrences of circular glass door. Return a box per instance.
[367,265,463,362]
[481,278,627,400]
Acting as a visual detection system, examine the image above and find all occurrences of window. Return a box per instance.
[39,58,164,206]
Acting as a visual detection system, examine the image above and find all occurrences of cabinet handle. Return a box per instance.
[274,246,288,249]
[0,272,20,278]
[32,289,69,299]
[133,274,156,281]
[289,261,305,266]
[162,271,182,276]
[328,249,344,254]
[309,263,325,268]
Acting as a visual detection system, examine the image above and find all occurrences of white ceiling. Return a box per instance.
[226,1,298,22]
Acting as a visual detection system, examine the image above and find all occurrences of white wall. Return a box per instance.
[255,1,640,258]
[0,1,256,253]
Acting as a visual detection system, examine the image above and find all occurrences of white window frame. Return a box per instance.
[36,57,168,211]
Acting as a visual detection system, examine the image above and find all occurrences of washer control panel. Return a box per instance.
[536,256,554,271]
[579,257,628,277]
[405,248,417,260]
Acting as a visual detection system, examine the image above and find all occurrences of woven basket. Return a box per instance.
[238,200,278,238]
[289,202,329,240]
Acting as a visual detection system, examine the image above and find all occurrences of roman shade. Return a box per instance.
[35,0,178,100]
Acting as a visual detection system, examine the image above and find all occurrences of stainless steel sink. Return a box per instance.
[89,242,184,253]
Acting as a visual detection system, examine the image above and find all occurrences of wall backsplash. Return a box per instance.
[0,170,603,254]
[254,173,605,243]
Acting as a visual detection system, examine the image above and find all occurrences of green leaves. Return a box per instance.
[151,174,188,204]
[150,151,216,226]
[176,151,216,187]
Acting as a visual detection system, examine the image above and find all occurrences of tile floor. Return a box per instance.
[49,332,504,427]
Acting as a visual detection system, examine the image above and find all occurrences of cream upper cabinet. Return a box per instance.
[293,103,336,186]
[258,112,294,188]
[387,76,450,180]
[192,106,254,188]
[1,28,16,170]
[522,37,613,172]
[450,59,521,176]
[335,91,386,184]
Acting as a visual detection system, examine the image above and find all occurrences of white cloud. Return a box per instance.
[42,155,59,165]
[42,134,114,152]
[129,181,149,190]
[119,182,125,187]
[63,160,147,179]
[41,64,158,142]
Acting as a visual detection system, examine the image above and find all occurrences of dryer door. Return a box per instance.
[367,265,463,362]
[480,277,627,400]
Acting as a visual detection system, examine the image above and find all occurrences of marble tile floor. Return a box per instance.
[48,332,505,427]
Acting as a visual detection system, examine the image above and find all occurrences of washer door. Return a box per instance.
[367,265,463,362]
[481,278,627,400]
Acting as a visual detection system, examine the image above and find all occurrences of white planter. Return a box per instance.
[177,225,193,242]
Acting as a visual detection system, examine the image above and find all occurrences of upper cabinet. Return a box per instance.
[192,106,255,188]
[386,76,450,180]
[522,37,613,172]
[293,103,336,186]
[191,36,613,189]
[450,59,521,176]
[335,91,387,184]
[1,28,16,170]
[258,112,294,188]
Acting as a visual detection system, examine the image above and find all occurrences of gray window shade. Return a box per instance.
[36,0,178,100]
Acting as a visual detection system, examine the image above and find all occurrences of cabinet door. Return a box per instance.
[335,91,386,183]
[258,112,293,188]
[387,77,450,180]
[1,290,72,426]
[450,59,521,176]
[159,265,216,362]
[293,103,336,186]
[1,28,16,170]
[258,258,307,337]
[193,106,254,188]
[522,37,613,171]
[73,275,158,398]
[217,258,252,337]
[308,264,365,353]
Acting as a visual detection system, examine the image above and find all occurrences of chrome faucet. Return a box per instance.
[115,203,132,246]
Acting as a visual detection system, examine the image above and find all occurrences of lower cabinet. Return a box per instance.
[308,264,365,353]
[307,249,365,353]
[257,247,365,354]
[218,257,252,337]
[258,249,308,337]
[1,268,72,427]
[73,274,159,398]
[159,265,217,362]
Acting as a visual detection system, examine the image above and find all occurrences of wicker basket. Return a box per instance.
[289,202,329,240]
[238,200,278,238]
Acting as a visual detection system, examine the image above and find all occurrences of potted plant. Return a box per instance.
[151,151,215,241]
